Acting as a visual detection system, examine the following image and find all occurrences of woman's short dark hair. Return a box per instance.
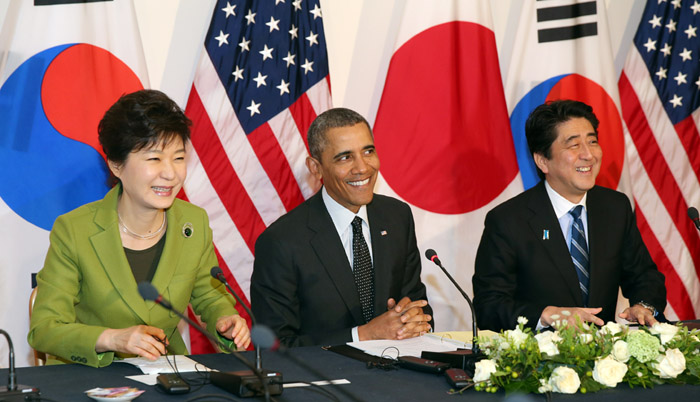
[98,89,191,165]
[525,100,599,180]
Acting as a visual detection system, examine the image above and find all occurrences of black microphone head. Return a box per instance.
[210,266,224,279]
[688,207,699,220]
[138,282,159,301]
[425,249,441,266]
[251,325,279,350]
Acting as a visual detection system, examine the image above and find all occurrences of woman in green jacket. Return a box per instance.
[28,89,250,367]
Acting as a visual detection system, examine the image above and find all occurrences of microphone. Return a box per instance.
[423,249,484,374]
[137,281,173,310]
[211,266,263,372]
[250,325,280,352]
[251,325,363,402]
[0,329,40,398]
[137,282,282,399]
[688,207,700,231]
[210,267,256,327]
[424,249,478,353]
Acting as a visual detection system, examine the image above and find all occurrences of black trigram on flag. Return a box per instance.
[537,0,598,43]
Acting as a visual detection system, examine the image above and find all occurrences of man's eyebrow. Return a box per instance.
[563,134,580,143]
[333,150,351,159]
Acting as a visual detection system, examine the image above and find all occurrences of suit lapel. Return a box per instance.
[527,183,583,304]
[307,193,365,324]
[584,187,604,306]
[90,185,151,324]
[367,200,390,313]
[150,202,185,307]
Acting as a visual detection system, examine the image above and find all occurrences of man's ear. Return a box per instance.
[533,153,549,176]
[306,156,322,180]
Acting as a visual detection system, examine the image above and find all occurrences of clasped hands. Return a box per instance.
[357,296,432,341]
[540,304,658,330]
[96,314,251,361]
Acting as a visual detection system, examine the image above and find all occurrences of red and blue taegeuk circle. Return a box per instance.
[510,74,625,191]
[0,43,143,230]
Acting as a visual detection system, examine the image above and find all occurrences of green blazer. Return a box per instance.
[28,184,238,367]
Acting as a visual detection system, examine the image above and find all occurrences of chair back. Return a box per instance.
[29,286,47,366]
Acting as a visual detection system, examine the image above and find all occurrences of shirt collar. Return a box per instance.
[544,180,587,219]
[322,186,369,233]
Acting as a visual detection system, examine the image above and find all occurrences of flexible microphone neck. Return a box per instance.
[424,249,480,354]
[0,329,16,391]
[210,267,257,326]
[136,282,270,398]
[210,267,262,371]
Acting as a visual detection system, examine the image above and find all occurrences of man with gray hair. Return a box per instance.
[251,107,433,347]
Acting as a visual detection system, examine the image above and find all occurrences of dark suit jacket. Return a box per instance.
[250,190,432,347]
[472,182,666,331]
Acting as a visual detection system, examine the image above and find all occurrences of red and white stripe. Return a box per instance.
[182,44,331,351]
[619,46,700,320]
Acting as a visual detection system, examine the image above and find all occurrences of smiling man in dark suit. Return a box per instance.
[473,100,666,332]
[251,107,432,347]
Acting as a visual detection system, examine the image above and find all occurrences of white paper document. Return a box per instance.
[347,333,471,358]
[120,355,210,375]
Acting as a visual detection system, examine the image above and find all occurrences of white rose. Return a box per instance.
[537,378,553,393]
[535,331,561,357]
[548,366,581,394]
[517,316,529,326]
[505,327,529,348]
[611,340,630,363]
[649,323,680,345]
[593,355,628,387]
[654,348,686,379]
[601,321,622,336]
[578,333,593,344]
[473,359,498,383]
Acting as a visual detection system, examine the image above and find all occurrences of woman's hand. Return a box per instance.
[216,315,251,350]
[96,325,168,360]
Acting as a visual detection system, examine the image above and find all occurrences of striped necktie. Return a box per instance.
[569,205,590,306]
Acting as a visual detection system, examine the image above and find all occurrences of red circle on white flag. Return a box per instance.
[374,21,518,214]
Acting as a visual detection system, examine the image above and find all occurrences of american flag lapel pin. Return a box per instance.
[380,230,388,236]
[543,229,549,240]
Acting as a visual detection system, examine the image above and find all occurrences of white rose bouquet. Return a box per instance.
[470,317,700,395]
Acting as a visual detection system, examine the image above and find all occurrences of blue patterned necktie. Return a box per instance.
[351,216,375,323]
[569,205,590,306]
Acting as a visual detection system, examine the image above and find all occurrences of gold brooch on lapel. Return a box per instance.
[182,222,194,238]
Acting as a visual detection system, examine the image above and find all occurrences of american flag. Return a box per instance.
[619,0,700,320]
[182,0,331,350]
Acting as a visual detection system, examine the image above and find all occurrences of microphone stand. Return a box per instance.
[251,326,364,402]
[211,268,262,371]
[137,283,281,400]
[423,250,484,375]
[211,268,361,401]
[1,329,40,398]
